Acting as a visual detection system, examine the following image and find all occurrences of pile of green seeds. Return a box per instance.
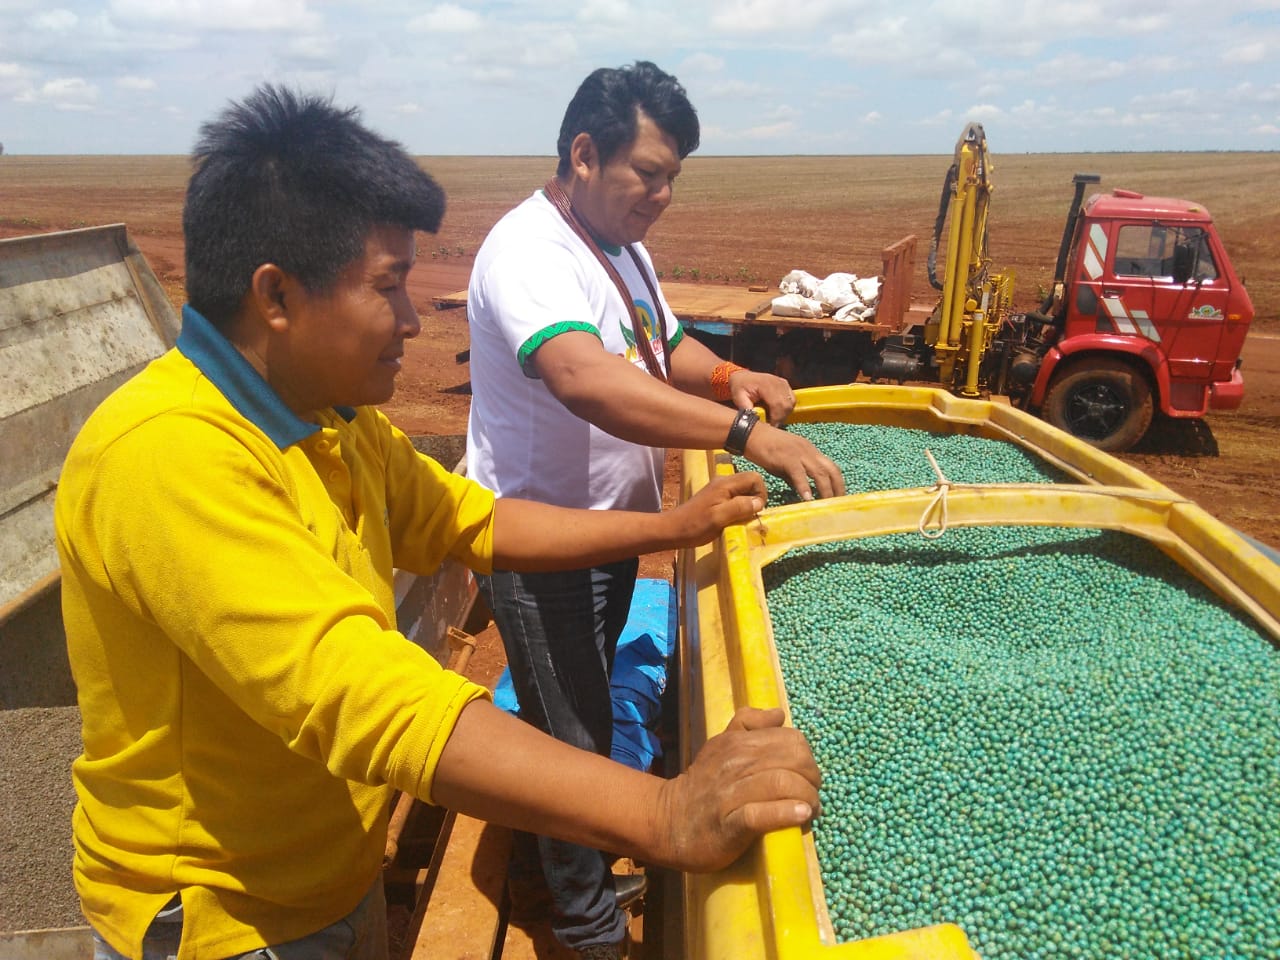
[736,423,1073,506]
[766,525,1280,959]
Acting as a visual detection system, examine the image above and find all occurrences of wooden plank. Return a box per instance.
[407,815,510,960]
[432,291,467,311]
[0,927,95,959]
[658,282,771,322]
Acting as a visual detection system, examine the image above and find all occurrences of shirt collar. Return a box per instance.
[537,187,622,256]
[175,305,356,449]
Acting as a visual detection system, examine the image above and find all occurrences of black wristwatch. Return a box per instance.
[724,408,759,456]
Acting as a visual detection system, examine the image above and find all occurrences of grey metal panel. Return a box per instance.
[0,225,180,611]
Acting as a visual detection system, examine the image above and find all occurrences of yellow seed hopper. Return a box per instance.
[674,383,1280,960]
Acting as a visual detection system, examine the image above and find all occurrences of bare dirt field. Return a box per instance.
[4,151,1273,551]
[2,152,1277,955]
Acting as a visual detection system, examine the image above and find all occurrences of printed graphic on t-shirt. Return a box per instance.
[618,297,665,370]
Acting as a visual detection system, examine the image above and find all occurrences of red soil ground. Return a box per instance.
[3,157,1276,957]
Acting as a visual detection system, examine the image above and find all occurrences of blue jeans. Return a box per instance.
[478,559,638,952]
[90,875,387,960]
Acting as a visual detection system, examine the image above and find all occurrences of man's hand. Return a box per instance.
[664,472,767,547]
[728,369,795,427]
[654,707,820,872]
[744,423,847,501]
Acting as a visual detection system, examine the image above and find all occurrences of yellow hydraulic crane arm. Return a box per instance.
[929,122,1014,396]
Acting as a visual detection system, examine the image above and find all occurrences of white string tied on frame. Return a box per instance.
[917,448,951,540]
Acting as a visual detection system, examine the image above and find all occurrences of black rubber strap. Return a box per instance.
[724,408,759,456]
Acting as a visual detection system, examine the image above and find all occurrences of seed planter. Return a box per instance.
[675,384,1280,960]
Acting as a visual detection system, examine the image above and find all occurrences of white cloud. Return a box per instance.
[515,31,577,68]
[285,33,336,62]
[0,0,1277,154]
[964,103,1004,122]
[1129,87,1207,111]
[1030,53,1130,85]
[28,8,77,30]
[741,120,796,139]
[709,0,869,34]
[407,4,483,33]
[679,53,725,74]
[16,76,99,110]
[1112,12,1170,33]
[1225,41,1267,63]
[828,17,977,71]
[467,65,518,84]
[1229,82,1280,106]
[707,78,766,98]
[107,0,321,31]
[578,0,631,23]
[0,62,35,100]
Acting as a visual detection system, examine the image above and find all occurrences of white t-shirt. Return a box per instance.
[466,189,684,512]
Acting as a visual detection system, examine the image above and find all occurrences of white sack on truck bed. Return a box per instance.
[773,269,882,322]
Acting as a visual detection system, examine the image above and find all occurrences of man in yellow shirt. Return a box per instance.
[56,85,820,960]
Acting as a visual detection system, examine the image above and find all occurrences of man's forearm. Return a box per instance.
[667,333,728,399]
[490,498,673,570]
[535,332,739,451]
[430,699,821,874]
[430,699,668,860]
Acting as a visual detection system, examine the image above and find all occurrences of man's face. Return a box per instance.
[268,224,420,415]
[574,110,681,247]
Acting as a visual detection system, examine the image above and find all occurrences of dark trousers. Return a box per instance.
[478,559,638,951]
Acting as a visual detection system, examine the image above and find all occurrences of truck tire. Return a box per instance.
[1043,359,1154,452]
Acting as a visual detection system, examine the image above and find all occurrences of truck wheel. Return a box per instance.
[1043,359,1154,451]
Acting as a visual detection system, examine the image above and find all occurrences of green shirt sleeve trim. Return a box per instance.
[517,322,601,377]
[668,322,685,352]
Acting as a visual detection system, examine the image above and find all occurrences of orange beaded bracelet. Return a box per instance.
[710,360,746,401]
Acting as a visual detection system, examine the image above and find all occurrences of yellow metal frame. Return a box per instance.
[676,384,1280,960]
[930,123,1014,396]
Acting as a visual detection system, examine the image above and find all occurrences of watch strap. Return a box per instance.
[724,408,759,456]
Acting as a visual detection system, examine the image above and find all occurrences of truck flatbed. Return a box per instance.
[432,281,904,336]
[432,235,921,340]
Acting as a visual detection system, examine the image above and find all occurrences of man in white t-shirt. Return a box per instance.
[466,61,845,959]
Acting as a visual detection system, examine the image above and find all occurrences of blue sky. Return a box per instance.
[0,0,1277,156]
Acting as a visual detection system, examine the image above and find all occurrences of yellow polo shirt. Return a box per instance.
[55,306,495,959]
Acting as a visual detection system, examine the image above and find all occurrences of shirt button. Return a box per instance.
[315,439,330,452]
[329,471,342,482]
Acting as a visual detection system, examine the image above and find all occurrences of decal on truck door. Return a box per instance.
[1100,297,1162,343]
[1188,304,1225,321]
[1083,224,1108,281]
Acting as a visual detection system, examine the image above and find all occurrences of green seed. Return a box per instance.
[751,424,1280,959]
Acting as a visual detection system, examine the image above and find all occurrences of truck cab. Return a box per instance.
[1031,190,1254,450]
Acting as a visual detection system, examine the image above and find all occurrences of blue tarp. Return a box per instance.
[493,578,676,772]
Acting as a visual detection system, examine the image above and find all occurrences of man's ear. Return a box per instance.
[569,132,599,181]
[248,263,294,332]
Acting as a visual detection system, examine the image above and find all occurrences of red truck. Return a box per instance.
[1012,178,1254,449]
[686,125,1256,452]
